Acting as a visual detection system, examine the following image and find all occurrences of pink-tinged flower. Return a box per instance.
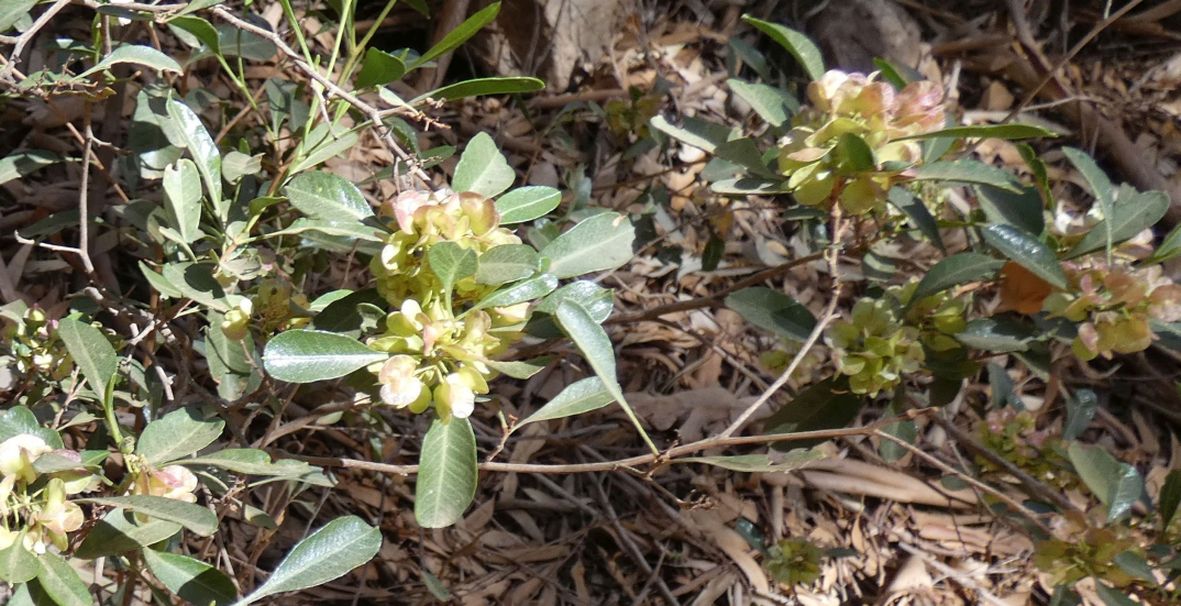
[135,465,198,503]
[390,190,432,233]
[378,355,427,408]
[434,372,475,419]
[35,478,84,551]
[0,434,52,484]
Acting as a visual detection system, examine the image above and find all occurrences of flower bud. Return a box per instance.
[434,373,475,420]
[378,355,428,409]
[135,464,198,503]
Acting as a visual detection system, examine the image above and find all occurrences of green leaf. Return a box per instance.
[81,496,218,536]
[167,15,220,53]
[483,358,548,380]
[495,186,561,224]
[1062,389,1097,441]
[75,509,182,559]
[406,2,501,71]
[268,218,384,242]
[35,552,91,606]
[428,242,478,295]
[144,549,237,606]
[179,449,320,479]
[1112,551,1157,585]
[727,79,794,128]
[1065,190,1170,259]
[80,44,182,77]
[534,280,614,322]
[981,224,1067,289]
[555,301,654,453]
[763,378,863,449]
[911,253,1004,301]
[887,188,944,252]
[288,123,359,175]
[136,407,224,466]
[834,133,875,172]
[541,212,635,278]
[214,22,276,60]
[283,171,373,221]
[57,317,118,394]
[472,274,558,311]
[955,317,1033,353]
[163,158,203,243]
[741,15,824,81]
[355,48,406,88]
[0,537,38,583]
[452,131,515,197]
[1067,442,1144,523]
[163,262,229,311]
[1062,147,1114,207]
[976,184,1045,236]
[1149,222,1181,264]
[0,150,61,186]
[1159,469,1181,529]
[415,76,544,103]
[234,516,381,605]
[222,150,262,184]
[724,287,816,342]
[414,419,478,528]
[206,311,261,401]
[262,330,387,384]
[910,159,1022,193]
[0,407,63,449]
[1094,583,1139,606]
[515,377,615,429]
[710,177,792,195]
[475,244,539,285]
[679,448,825,472]
[0,0,35,32]
[896,123,1057,141]
[139,262,184,298]
[165,99,223,220]
[649,115,733,153]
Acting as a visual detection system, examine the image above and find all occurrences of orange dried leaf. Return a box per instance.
[998,261,1053,314]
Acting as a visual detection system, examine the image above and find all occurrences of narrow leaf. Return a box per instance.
[57,317,118,395]
[235,516,381,605]
[414,419,478,528]
[283,171,373,221]
[541,212,635,278]
[741,15,824,81]
[1065,190,1169,259]
[679,448,825,472]
[406,2,501,71]
[516,377,615,429]
[136,407,224,466]
[414,76,544,103]
[75,509,182,559]
[262,330,387,383]
[471,274,558,311]
[896,123,1056,141]
[475,244,539,285]
[1159,469,1181,529]
[80,44,182,77]
[495,186,561,224]
[166,99,223,220]
[887,187,944,252]
[35,552,91,606]
[144,549,237,606]
[910,160,1022,193]
[1067,442,1144,523]
[355,48,406,88]
[0,538,37,583]
[727,79,794,127]
[163,158,203,243]
[724,287,816,342]
[80,496,218,536]
[981,224,1066,289]
[912,253,1005,301]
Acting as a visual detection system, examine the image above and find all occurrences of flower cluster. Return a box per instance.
[777,70,945,214]
[976,408,1070,488]
[826,297,924,396]
[1044,261,1181,360]
[1,307,73,386]
[367,189,529,420]
[132,463,198,503]
[0,434,87,554]
[221,278,310,341]
[887,280,968,352]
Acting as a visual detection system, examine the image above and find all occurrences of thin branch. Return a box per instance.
[78,114,96,274]
[279,410,928,476]
[210,6,431,185]
[0,0,71,80]
[717,211,847,439]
